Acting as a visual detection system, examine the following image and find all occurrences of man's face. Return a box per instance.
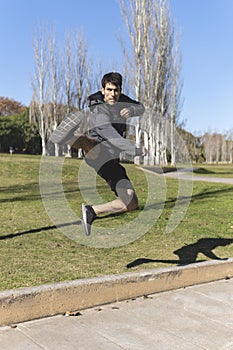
[102,82,121,105]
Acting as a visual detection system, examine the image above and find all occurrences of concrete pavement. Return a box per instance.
[1,277,233,349]
[164,171,233,184]
[1,259,233,326]
[141,166,233,185]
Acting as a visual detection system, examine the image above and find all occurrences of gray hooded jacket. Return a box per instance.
[87,91,145,158]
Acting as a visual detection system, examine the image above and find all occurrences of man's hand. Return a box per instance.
[120,108,131,118]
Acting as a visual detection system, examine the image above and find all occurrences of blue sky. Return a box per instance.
[0,0,232,135]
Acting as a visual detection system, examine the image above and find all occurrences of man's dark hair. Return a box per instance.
[101,72,122,89]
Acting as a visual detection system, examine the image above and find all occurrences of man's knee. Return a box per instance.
[126,190,138,211]
[116,185,138,211]
[71,135,100,159]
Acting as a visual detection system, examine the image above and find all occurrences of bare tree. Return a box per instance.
[62,32,74,116]
[47,27,63,156]
[169,35,183,165]
[203,131,223,163]
[226,130,233,163]
[73,30,94,156]
[203,132,212,163]
[60,30,93,156]
[119,0,144,164]
[215,133,221,163]
[221,134,227,163]
[31,25,94,156]
[219,131,233,163]
[119,0,182,166]
[31,23,50,156]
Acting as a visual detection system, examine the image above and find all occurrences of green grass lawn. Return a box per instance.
[1,153,233,291]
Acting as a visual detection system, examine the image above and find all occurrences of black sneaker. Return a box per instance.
[50,112,84,145]
[81,204,97,236]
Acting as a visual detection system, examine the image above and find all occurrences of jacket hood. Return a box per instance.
[87,90,137,110]
[87,91,104,110]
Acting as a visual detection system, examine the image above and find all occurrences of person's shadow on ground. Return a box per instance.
[127,237,233,269]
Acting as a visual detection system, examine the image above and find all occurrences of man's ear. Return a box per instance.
[101,87,105,95]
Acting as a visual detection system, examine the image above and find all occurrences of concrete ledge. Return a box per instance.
[1,258,233,326]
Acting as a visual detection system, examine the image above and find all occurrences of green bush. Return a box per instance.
[0,109,41,154]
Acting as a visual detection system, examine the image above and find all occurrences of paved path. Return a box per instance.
[1,278,233,350]
[141,166,233,185]
[164,171,233,184]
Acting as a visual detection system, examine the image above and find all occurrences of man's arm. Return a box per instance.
[119,93,145,117]
[92,112,144,156]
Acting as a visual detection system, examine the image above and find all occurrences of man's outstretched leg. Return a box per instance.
[71,144,139,236]
[82,182,139,236]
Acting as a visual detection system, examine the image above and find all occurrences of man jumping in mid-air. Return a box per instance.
[52,72,146,236]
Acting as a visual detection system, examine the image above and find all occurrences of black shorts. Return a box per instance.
[85,156,134,196]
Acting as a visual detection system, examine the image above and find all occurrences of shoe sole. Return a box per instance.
[50,112,85,145]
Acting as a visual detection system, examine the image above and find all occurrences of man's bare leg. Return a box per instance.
[67,135,100,159]
[93,188,138,215]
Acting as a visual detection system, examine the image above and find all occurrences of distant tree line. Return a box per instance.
[202,131,233,163]
[178,129,233,164]
[1,96,232,163]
